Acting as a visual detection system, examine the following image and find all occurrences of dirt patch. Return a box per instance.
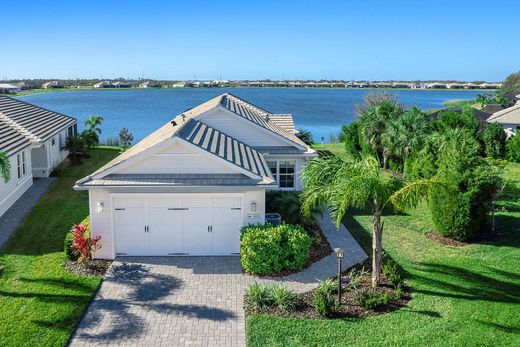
[426,231,467,247]
[261,221,333,277]
[65,259,112,277]
[245,261,411,319]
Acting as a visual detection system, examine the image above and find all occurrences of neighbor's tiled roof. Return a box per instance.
[269,114,296,133]
[178,119,273,181]
[220,94,307,147]
[487,103,520,124]
[0,96,76,155]
[81,173,269,187]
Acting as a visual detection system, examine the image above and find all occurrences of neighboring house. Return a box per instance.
[0,83,22,94]
[74,93,317,258]
[93,81,113,88]
[0,96,76,217]
[487,102,520,138]
[42,81,64,89]
[112,81,133,88]
[139,81,161,88]
[428,107,491,127]
[481,104,505,114]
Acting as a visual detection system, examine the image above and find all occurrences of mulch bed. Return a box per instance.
[245,261,411,319]
[261,221,333,277]
[426,231,467,247]
[65,259,112,277]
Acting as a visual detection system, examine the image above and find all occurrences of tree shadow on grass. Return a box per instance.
[412,262,520,305]
[476,320,520,335]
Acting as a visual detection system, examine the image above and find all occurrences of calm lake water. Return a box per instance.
[20,88,481,143]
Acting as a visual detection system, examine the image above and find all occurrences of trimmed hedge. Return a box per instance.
[240,223,313,275]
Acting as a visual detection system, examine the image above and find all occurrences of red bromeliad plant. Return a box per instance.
[71,224,102,262]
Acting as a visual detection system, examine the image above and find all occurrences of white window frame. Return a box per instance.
[266,160,296,190]
[17,150,27,181]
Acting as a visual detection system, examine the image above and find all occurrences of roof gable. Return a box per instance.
[487,103,520,124]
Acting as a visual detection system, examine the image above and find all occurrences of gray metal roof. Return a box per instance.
[254,146,306,154]
[81,173,272,187]
[220,94,307,148]
[0,96,76,155]
[178,119,273,181]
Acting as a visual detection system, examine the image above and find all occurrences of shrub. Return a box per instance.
[343,122,362,157]
[240,224,313,275]
[315,279,337,317]
[269,284,298,312]
[359,289,392,310]
[245,282,272,308]
[506,134,520,163]
[482,123,507,158]
[382,258,402,286]
[395,283,404,300]
[71,224,102,262]
[64,232,78,261]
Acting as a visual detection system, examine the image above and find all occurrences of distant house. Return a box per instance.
[479,82,501,90]
[427,82,447,89]
[0,96,76,217]
[0,83,22,94]
[42,81,64,89]
[172,81,186,88]
[464,83,480,89]
[113,81,133,88]
[139,81,161,88]
[186,81,201,88]
[93,81,113,88]
[446,83,465,89]
[392,82,411,88]
[487,103,520,138]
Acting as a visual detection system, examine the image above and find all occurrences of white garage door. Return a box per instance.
[113,195,243,256]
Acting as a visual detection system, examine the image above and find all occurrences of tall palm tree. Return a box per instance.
[396,107,429,177]
[0,151,11,183]
[83,115,104,148]
[301,155,445,287]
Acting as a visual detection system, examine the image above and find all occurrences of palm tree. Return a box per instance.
[396,107,429,177]
[296,128,315,146]
[0,151,11,183]
[475,93,492,108]
[64,134,87,164]
[83,115,104,148]
[301,155,445,287]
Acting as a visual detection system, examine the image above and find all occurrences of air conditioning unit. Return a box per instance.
[265,213,282,226]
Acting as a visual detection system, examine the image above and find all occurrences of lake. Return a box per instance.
[20,88,481,143]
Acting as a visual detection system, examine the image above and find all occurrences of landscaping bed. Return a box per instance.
[65,259,112,277]
[245,261,410,319]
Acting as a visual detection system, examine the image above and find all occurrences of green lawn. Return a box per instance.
[247,145,520,346]
[312,143,353,162]
[443,99,477,108]
[0,148,120,346]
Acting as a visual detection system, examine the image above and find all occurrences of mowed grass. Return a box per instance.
[247,146,520,346]
[0,148,119,346]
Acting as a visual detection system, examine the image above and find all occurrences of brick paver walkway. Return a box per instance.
[69,212,367,346]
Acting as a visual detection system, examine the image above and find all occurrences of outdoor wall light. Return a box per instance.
[250,201,257,213]
[96,201,104,213]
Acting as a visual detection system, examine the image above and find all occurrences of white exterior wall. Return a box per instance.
[32,128,70,178]
[197,108,292,147]
[119,140,238,174]
[88,188,265,259]
[0,148,33,217]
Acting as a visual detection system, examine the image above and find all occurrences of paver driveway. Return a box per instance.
[69,213,367,346]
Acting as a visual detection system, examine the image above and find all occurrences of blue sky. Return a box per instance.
[1,0,519,81]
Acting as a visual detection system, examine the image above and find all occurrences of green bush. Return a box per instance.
[395,283,404,300]
[482,123,507,158]
[64,232,78,261]
[382,258,402,286]
[244,282,272,308]
[359,289,392,310]
[269,284,298,312]
[343,122,362,158]
[315,279,337,317]
[240,224,313,275]
[506,134,520,163]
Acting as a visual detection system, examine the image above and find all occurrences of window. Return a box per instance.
[266,160,295,189]
[278,161,295,188]
[17,151,27,180]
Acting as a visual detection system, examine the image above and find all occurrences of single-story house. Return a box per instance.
[0,83,22,94]
[74,93,317,258]
[139,81,161,88]
[112,81,133,88]
[42,81,64,89]
[0,96,76,217]
[487,102,520,138]
[93,81,114,88]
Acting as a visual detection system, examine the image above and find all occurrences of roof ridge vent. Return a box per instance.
[0,112,41,142]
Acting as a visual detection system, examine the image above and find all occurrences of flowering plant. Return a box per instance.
[71,224,102,262]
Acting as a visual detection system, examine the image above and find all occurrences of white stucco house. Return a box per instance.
[487,101,520,138]
[0,96,77,217]
[74,93,317,259]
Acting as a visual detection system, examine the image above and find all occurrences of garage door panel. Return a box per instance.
[182,207,212,255]
[115,197,145,209]
[148,208,183,255]
[212,197,242,208]
[115,208,147,254]
[148,197,174,208]
[180,197,210,208]
[212,207,242,254]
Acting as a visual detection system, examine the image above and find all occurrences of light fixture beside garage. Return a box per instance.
[250,201,257,213]
[96,201,104,213]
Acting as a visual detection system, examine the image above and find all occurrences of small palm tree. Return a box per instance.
[301,155,445,287]
[0,151,11,183]
[64,135,87,164]
[476,94,491,108]
[296,128,315,146]
[83,115,104,148]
